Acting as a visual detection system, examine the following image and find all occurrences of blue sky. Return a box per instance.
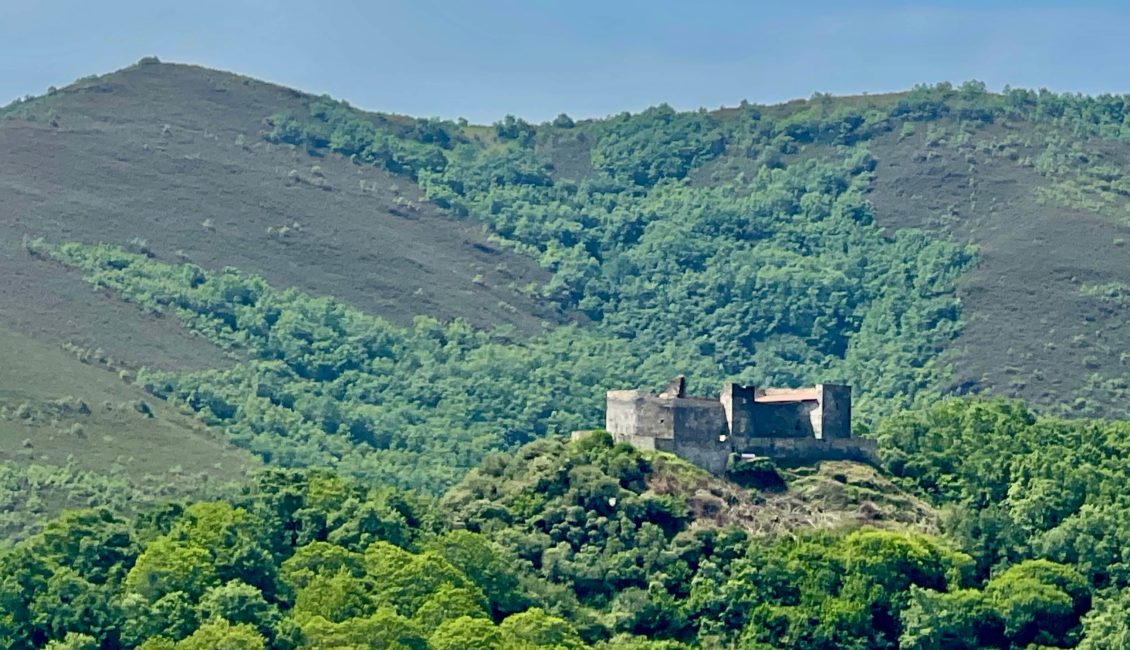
[1,1,1127,124]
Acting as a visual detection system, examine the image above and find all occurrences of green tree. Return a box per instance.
[298,607,427,650]
[424,531,528,617]
[413,585,491,625]
[124,539,218,602]
[499,608,584,649]
[175,619,265,650]
[43,632,98,650]
[429,615,503,650]
[1078,590,1130,649]
[196,580,280,638]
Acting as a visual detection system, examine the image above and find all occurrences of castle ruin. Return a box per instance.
[603,376,877,475]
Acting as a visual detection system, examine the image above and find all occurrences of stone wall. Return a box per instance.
[740,436,878,465]
[720,383,755,437]
[605,381,867,476]
[818,384,852,439]
[606,390,678,450]
[671,399,731,475]
[749,401,819,439]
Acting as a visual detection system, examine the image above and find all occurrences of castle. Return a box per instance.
[603,376,877,474]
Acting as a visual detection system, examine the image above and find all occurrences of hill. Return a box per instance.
[0,428,1114,649]
[3,57,1130,647]
[246,73,1130,420]
[4,60,1130,499]
[0,60,563,517]
[0,59,559,358]
[0,323,256,541]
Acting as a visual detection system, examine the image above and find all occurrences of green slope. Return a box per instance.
[0,324,256,541]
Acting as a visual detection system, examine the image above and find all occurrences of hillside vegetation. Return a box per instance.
[0,432,1106,650]
[262,77,1130,420]
[0,324,255,542]
[4,59,1130,647]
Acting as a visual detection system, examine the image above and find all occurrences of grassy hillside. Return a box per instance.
[0,59,557,349]
[0,324,255,541]
[253,76,1130,420]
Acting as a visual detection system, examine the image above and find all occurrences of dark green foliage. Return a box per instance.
[442,434,691,608]
[33,240,662,491]
[32,236,963,491]
[2,444,1089,650]
[877,398,1130,588]
[901,559,1090,649]
[590,104,725,185]
[260,92,976,423]
[12,79,1130,648]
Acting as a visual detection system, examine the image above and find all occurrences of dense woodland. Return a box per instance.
[3,427,1124,649]
[6,74,1130,647]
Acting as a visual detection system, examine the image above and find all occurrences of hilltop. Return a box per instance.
[3,422,1117,648]
[0,60,559,355]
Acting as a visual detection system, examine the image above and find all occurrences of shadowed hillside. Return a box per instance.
[0,60,558,369]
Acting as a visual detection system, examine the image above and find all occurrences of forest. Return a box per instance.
[5,70,1130,648]
[4,424,1126,649]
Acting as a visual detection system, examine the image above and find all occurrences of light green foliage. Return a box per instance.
[413,584,492,625]
[298,607,427,649]
[290,568,373,623]
[278,541,365,591]
[714,529,974,649]
[174,618,265,650]
[32,83,988,493]
[9,81,1130,648]
[592,638,693,650]
[900,559,1089,648]
[0,444,1102,649]
[0,459,188,543]
[384,552,483,616]
[589,104,725,185]
[423,531,528,617]
[429,615,503,650]
[442,433,689,608]
[1077,590,1130,650]
[499,608,584,649]
[120,591,199,647]
[44,632,98,650]
[33,92,979,487]
[125,538,218,601]
[196,580,280,636]
[33,239,654,491]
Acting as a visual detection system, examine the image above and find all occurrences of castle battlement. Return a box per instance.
[604,376,877,475]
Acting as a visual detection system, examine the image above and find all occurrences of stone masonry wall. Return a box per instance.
[748,401,819,439]
[671,400,731,475]
[818,384,852,439]
[605,381,867,475]
[740,436,878,465]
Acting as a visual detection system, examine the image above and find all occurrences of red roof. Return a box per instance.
[754,388,819,403]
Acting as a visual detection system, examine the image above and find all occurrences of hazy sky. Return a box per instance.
[1,1,1127,123]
